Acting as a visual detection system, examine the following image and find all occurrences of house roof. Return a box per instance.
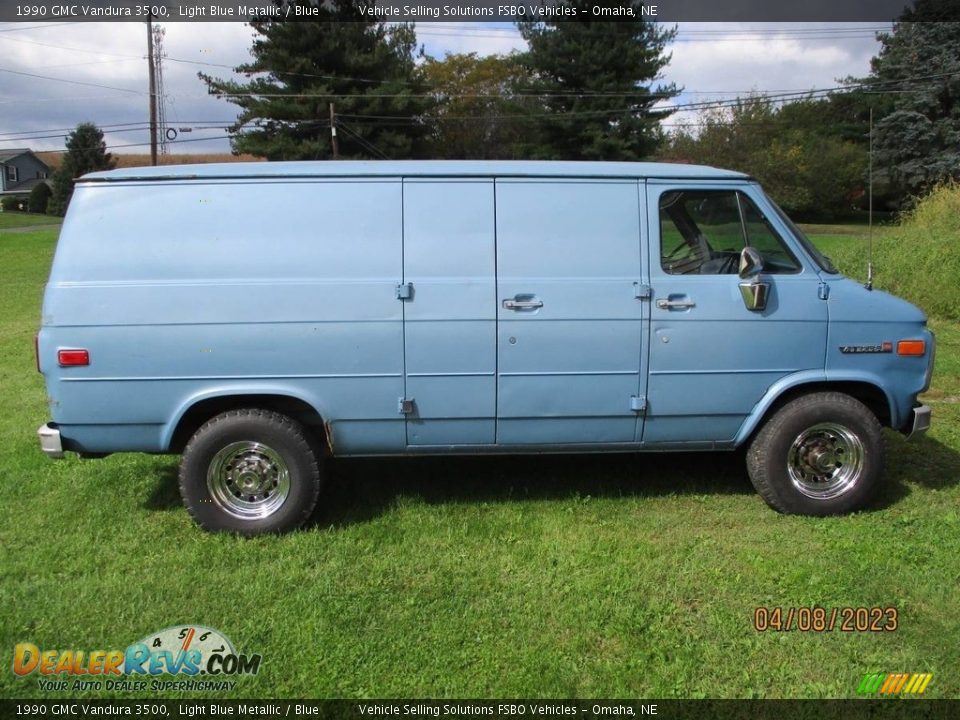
[0,148,32,164]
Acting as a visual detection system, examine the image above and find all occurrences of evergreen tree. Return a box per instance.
[517,3,678,160]
[47,122,115,217]
[862,2,960,203]
[200,1,431,160]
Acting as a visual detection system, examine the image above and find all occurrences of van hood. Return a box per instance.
[826,276,927,324]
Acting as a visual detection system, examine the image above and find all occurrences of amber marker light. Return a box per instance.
[897,340,926,356]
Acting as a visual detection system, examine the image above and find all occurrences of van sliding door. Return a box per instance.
[495,179,647,445]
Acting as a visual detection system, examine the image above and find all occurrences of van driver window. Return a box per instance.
[660,190,801,275]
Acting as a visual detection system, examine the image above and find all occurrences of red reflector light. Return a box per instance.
[58,349,90,367]
[897,340,926,356]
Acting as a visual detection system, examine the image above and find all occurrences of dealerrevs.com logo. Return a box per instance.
[12,625,261,692]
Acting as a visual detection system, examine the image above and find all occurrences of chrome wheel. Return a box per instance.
[206,441,290,520]
[787,422,865,500]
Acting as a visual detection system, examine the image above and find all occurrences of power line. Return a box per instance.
[336,119,391,159]
[0,66,146,95]
[105,133,232,151]
[0,32,144,58]
[1,72,951,142]
[0,120,230,136]
[0,22,76,32]
[35,57,143,71]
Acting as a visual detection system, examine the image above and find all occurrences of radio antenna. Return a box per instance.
[866,106,874,291]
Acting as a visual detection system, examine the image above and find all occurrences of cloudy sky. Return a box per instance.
[0,21,890,155]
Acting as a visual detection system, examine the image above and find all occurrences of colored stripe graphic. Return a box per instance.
[181,627,196,652]
[857,673,886,694]
[860,672,933,695]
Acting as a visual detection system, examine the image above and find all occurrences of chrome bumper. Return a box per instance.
[906,404,932,440]
[38,423,64,459]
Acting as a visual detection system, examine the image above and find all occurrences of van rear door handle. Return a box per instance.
[503,295,543,311]
[656,297,696,310]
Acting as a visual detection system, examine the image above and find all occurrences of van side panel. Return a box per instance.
[402,179,497,445]
[40,179,405,454]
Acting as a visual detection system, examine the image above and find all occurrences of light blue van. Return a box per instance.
[37,161,934,533]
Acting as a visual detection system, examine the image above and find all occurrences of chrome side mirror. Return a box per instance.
[738,246,770,312]
[738,246,764,279]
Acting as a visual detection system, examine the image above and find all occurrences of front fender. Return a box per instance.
[733,370,897,447]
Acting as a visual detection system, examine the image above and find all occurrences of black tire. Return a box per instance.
[746,392,884,515]
[178,409,322,534]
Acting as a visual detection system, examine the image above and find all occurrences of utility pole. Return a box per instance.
[147,12,158,166]
[329,102,339,160]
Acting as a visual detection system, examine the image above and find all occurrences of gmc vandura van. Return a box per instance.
[37,161,933,534]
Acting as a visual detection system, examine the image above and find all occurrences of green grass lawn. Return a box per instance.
[1,226,958,700]
[0,212,61,230]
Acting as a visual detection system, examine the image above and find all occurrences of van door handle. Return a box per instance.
[655,297,696,310]
[503,295,543,311]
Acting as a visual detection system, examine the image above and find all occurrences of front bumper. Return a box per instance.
[38,423,64,459]
[906,404,932,440]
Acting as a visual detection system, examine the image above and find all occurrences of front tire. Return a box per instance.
[746,392,884,515]
[179,409,322,534]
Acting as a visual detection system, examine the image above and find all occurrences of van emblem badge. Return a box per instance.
[839,342,893,354]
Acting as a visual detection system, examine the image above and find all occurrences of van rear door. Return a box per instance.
[402,179,497,445]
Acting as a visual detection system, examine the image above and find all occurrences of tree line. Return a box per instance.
[41,0,959,218]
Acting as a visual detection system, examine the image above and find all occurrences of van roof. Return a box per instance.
[81,160,751,182]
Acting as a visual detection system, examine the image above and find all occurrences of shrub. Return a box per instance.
[28,182,51,214]
[1,196,24,212]
[828,183,960,321]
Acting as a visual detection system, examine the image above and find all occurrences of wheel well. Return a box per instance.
[748,381,892,442]
[169,395,329,454]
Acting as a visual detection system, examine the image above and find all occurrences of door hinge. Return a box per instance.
[818,282,830,300]
[396,282,413,300]
[634,282,652,300]
[630,395,647,413]
[398,397,415,415]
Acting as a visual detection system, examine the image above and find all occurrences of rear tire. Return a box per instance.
[746,392,884,515]
[179,409,321,534]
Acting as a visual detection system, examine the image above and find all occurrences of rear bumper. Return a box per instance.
[905,404,932,440]
[38,423,64,459]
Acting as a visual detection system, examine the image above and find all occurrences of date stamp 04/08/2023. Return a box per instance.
[753,606,898,633]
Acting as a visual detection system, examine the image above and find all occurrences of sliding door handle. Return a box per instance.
[655,297,696,310]
[503,295,543,311]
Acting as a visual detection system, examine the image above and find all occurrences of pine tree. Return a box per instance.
[200,1,431,160]
[864,2,960,202]
[47,122,115,217]
[517,3,679,160]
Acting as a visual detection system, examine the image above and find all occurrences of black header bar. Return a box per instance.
[0,0,933,24]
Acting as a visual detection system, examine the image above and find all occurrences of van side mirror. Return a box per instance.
[738,246,764,279]
[738,247,770,312]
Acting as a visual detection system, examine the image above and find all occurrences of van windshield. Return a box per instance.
[764,192,839,274]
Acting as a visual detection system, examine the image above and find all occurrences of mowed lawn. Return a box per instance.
[1,225,958,699]
[0,212,61,230]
